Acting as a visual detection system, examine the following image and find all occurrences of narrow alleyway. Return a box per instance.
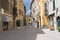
[0,26,60,40]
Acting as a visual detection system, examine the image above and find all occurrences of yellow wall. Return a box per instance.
[26,16,30,24]
[41,0,48,26]
[41,0,47,2]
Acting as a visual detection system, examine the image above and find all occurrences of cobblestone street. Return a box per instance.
[0,26,60,40]
[0,0,60,40]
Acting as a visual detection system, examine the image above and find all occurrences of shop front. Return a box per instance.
[3,22,8,31]
[57,16,60,32]
[2,14,13,31]
[16,15,23,29]
[48,14,54,30]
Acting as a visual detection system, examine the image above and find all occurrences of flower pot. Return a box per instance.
[50,25,54,30]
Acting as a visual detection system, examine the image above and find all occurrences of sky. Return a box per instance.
[23,0,32,15]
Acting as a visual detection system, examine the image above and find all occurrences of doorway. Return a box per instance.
[3,22,8,31]
[57,16,60,29]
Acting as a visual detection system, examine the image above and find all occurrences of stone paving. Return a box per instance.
[0,26,60,40]
[36,29,60,40]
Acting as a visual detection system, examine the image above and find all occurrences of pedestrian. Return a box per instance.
[37,22,39,28]
[16,20,21,30]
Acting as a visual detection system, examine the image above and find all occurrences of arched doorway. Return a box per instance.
[3,22,8,31]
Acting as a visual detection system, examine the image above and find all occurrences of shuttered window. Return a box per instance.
[53,0,55,10]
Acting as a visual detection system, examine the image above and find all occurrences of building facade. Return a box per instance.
[30,0,48,28]
[30,0,40,28]
[0,0,25,31]
[15,0,25,29]
[0,11,3,31]
[39,0,48,28]
[48,0,60,30]
[0,0,13,31]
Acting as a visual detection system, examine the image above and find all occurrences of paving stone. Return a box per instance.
[0,26,60,40]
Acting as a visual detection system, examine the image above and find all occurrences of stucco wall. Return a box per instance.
[0,13,3,31]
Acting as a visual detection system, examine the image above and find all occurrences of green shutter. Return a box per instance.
[53,0,55,10]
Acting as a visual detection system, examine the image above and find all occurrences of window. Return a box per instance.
[56,8,58,14]
[33,10,35,13]
[20,0,23,2]
[19,9,23,15]
[0,0,2,8]
[33,18,35,21]
[53,0,55,10]
[50,0,52,1]
[45,3,47,11]
[45,3,48,15]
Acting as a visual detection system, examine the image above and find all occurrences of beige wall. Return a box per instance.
[26,16,30,25]
[40,0,48,26]
[0,13,3,31]
[15,0,25,28]
[0,0,13,31]
[31,0,48,27]
[16,0,24,20]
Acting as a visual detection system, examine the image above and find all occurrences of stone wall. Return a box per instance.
[5,14,13,30]
[8,21,13,30]
[0,13,3,31]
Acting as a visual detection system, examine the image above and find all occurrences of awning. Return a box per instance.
[2,15,13,22]
[48,13,55,18]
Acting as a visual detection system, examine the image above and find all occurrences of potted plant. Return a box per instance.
[58,27,60,32]
[50,25,54,30]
